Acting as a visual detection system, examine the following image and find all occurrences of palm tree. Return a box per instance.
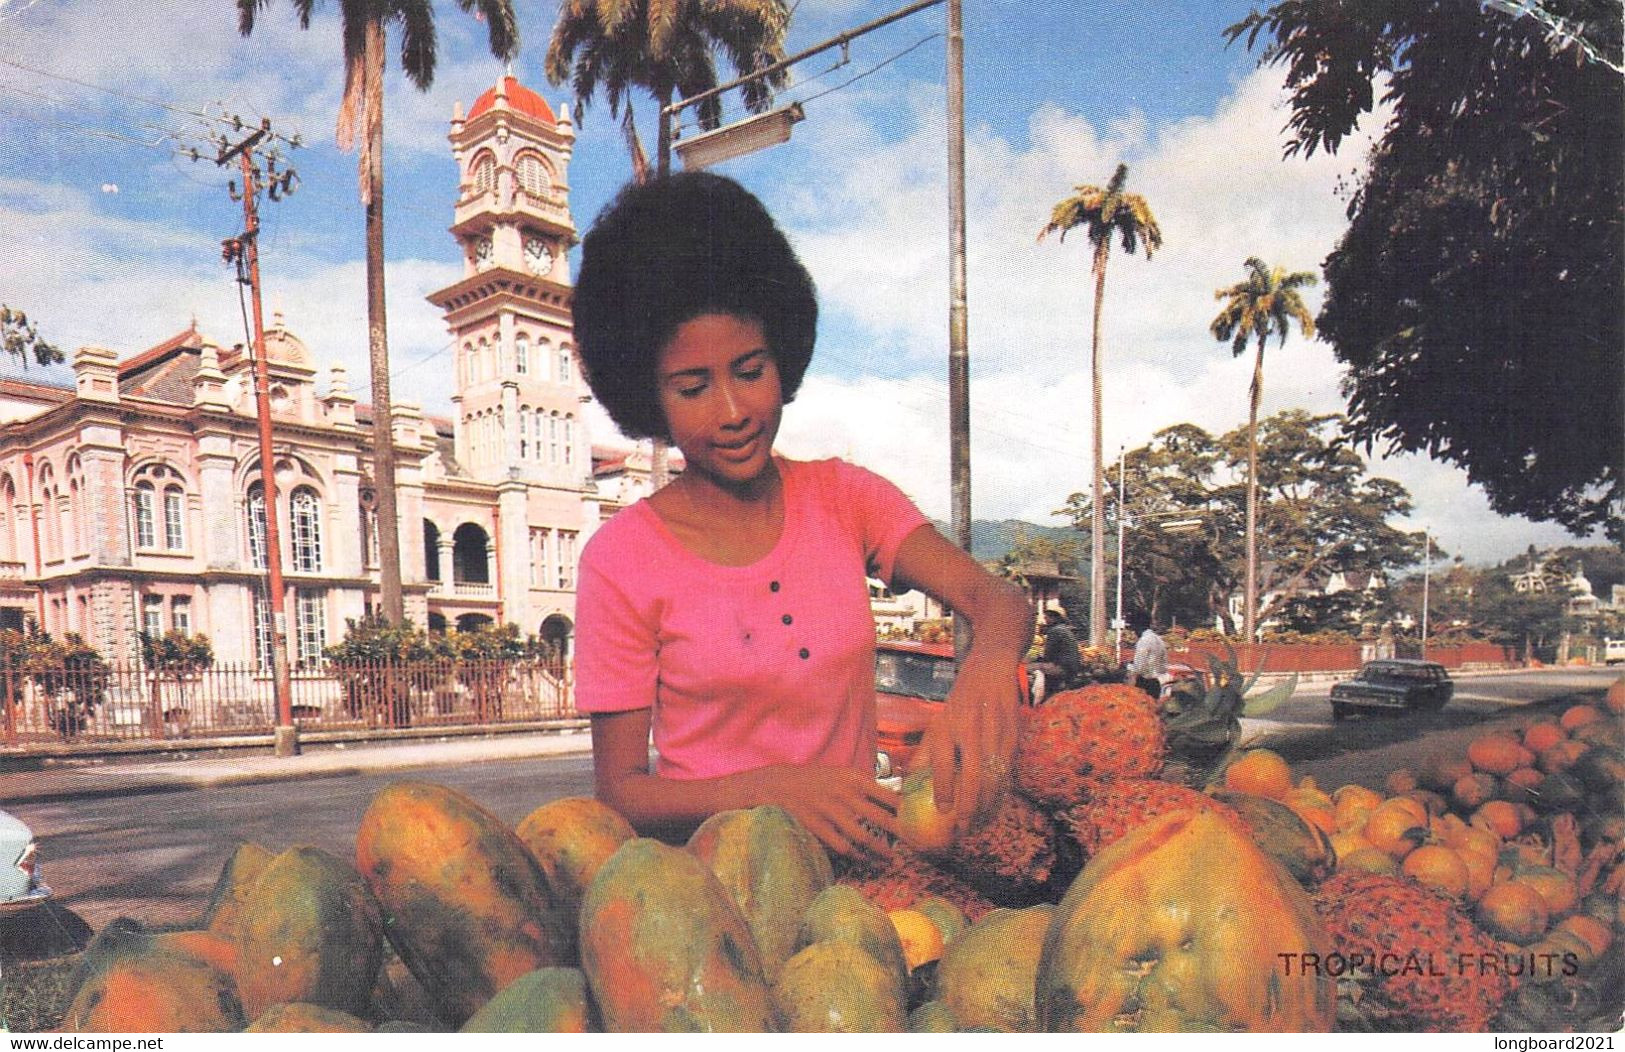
[237,0,517,623]
[1209,257,1317,645]
[545,0,791,178]
[1038,163,1162,649]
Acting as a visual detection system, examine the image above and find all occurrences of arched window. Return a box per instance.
[471,151,496,196]
[518,406,530,460]
[516,152,548,196]
[290,487,322,573]
[452,522,490,584]
[0,475,15,562]
[477,339,489,382]
[65,455,84,556]
[558,345,573,384]
[515,333,529,374]
[36,464,57,560]
[133,463,189,552]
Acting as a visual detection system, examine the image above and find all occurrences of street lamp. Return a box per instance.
[1421,530,1433,659]
[1111,447,1206,655]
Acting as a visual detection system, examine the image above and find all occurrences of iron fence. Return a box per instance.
[0,658,576,748]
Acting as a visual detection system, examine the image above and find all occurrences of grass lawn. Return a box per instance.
[2,954,75,1033]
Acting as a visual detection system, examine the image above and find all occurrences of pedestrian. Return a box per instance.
[1130,618,1169,698]
[1033,605,1084,697]
[569,173,1033,860]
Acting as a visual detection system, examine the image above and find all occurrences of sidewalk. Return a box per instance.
[0,726,595,806]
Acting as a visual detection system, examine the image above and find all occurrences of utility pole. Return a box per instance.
[208,118,301,757]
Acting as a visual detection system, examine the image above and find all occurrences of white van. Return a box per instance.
[1605,639,1625,665]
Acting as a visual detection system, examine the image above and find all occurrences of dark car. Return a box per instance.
[1330,659,1454,720]
[873,640,1030,781]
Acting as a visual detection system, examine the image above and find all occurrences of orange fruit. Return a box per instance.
[1555,914,1613,965]
[1471,800,1523,839]
[1332,785,1383,832]
[1456,827,1503,861]
[887,908,946,971]
[1459,847,1495,901]
[1223,749,1294,800]
[1385,768,1419,795]
[1521,721,1567,754]
[1420,755,1474,793]
[1330,829,1376,860]
[1500,767,1544,804]
[1478,881,1551,944]
[1537,739,1589,775]
[1515,867,1578,917]
[1559,704,1602,732]
[896,777,957,854]
[1451,773,1499,812]
[1384,794,1429,825]
[1431,813,1470,847]
[1339,847,1401,876]
[1468,734,1534,776]
[1405,789,1448,816]
[1402,845,1471,899]
[1605,675,1624,716]
[1364,800,1428,860]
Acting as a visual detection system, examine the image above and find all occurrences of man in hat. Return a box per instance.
[1034,605,1084,697]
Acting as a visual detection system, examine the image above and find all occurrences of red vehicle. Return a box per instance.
[873,640,1031,780]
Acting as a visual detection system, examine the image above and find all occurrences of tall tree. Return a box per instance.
[1,305,62,372]
[1209,256,1316,643]
[237,0,518,623]
[1226,0,1623,539]
[1038,164,1162,648]
[544,0,791,176]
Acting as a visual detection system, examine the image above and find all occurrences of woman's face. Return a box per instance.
[656,313,784,490]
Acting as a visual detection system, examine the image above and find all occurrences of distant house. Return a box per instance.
[1509,551,1604,618]
[1224,565,1388,634]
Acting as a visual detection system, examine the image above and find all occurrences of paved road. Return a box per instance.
[1256,666,1617,727]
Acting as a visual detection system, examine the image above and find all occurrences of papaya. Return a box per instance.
[236,845,385,1020]
[460,967,596,1033]
[65,944,246,1033]
[152,929,239,977]
[687,805,834,976]
[64,917,160,1005]
[773,940,908,1032]
[1214,790,1337,885]
[244,1003,374,1032]
[355,781,573,1027]
[908,1000,959,1032]
[579,837,776,1032]
[795,884,909,992]
[515,796,635,914]
[934,904,1053,1032]
[200,840,276,937]
[1037,807,1335,1032]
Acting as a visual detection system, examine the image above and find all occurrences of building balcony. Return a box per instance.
[0,560,26,581]
[428,579,497,600]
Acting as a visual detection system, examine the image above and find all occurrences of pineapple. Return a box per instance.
[1015,683,1165,808]
[1162,643,1296,787]
[946,791,1071,906]
[1311,871,1512,1032]
[835,842,998,923]
[1058,778,1241,860]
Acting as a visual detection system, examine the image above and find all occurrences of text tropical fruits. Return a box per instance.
[687,805,835,976]
[1036,808,1335,1032]
[236,845,385,1019]
[578,838,777,1032]
[354,781,573,1027]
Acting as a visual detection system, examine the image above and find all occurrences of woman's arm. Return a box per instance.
[890,524,1034,832]
[591,708,898,860]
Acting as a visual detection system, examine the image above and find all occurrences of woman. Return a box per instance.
[571,173,1031,860]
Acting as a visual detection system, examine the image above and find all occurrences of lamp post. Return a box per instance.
[1114,448,1126,656]
[1421,530,1432,659]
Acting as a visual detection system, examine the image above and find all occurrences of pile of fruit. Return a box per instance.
[45,677,1625,1033]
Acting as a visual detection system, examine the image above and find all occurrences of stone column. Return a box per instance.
[497,482,530,629]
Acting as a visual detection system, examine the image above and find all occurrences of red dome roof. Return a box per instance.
[468,76,556,124]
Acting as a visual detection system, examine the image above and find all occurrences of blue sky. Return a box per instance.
[0,0,1602,567]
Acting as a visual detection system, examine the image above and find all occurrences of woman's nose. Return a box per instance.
[717,380,750,428]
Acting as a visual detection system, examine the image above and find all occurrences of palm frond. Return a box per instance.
[457,0,519,62]
[394,0,438,90]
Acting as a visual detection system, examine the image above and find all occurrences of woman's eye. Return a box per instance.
[676,385,706,399]
[737,366,764,381]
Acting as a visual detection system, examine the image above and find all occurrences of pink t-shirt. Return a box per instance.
[573,457,929,780]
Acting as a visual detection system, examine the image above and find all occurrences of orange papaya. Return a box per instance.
[579,837,776,1032]
[515,795,634,914]
[773,940,907,1032]
[236,845,385,1020]
[935,905,1053,1032]
[687,805,834,975]
[459,967,596,1032]
[355,781,573,1027]
[200,840,275,937]
[65,944,245,1033]
[244,1002,374,1032]
[1037,807,1335,1032]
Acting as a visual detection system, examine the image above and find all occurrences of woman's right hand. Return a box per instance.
[741,764,898,864]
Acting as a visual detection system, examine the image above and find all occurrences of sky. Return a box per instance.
[0,0,1606,569]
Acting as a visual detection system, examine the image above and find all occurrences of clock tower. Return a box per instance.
[428,74,596,637]
[429,73,584,486]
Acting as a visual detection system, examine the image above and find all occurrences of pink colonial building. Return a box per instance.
[0,75,613,668]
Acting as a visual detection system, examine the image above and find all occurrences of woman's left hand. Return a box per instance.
[918,652,1021,835]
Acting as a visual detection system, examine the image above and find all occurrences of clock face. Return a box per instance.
[473,235,493,268]
[523,236,553,275]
